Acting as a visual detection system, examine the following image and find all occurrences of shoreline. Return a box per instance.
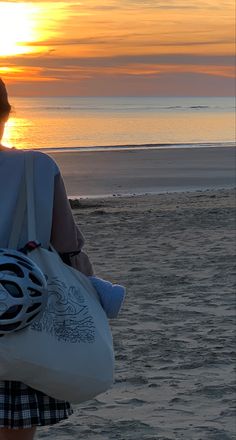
[69,185,236,202]
[68,187,236,211]
[38,141,235,153]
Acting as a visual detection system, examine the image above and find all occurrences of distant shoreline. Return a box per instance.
[32,141,236,154]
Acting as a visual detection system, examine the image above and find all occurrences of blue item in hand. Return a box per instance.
[89,276,125,319]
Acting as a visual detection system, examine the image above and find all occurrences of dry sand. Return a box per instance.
[36,187,236,440]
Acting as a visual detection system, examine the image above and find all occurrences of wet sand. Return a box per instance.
[49,146,236,198]
[36,188,236,440]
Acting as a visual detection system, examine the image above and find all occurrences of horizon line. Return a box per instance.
[9,95,235,99]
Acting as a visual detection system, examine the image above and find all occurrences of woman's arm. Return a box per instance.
[50,172,94,276]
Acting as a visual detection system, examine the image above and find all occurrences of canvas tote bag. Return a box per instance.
[0,153,114,403]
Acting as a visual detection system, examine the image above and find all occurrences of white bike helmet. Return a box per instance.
[0,248,48,335]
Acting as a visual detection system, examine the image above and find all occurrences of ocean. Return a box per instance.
[3,96,235,151]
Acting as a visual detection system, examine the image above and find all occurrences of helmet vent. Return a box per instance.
[0,321,22,332]
[16,260,33,270]
[0,305,23,320]
[27,312,39,324]
[26,303,41,314]
[28,288,42,298]
[29,273,43,286]
[0,263,24,278]
[5,253,30,264]
[1,281,23,298]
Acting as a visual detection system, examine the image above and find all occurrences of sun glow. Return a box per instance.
[0,2,43,56]
[0,1,234,96]
[2,117,31,149]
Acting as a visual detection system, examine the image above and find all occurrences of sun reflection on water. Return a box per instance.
[2,117,32,149]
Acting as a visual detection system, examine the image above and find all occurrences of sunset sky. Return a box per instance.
[0,0,235,96]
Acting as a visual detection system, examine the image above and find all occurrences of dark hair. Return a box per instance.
[0,79,11,121]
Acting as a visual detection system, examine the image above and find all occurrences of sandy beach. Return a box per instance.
[36,184,236,440]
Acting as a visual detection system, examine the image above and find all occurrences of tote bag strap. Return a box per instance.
[25,152,56,247]
[8,155,27,249]
[25,152,37,242]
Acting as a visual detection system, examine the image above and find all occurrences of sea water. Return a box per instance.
[3,96,235,151]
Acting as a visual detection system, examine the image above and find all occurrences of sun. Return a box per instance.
[0,2,41,56]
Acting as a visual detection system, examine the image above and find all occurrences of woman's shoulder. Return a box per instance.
[29,149,57,164]
[23,149,60,175]
[0,148,60,175]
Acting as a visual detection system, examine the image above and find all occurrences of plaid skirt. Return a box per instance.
[0,381,73,429]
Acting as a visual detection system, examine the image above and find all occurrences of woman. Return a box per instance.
[0,79,93,439]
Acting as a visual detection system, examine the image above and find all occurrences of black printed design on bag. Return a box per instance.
[31,277,96,343]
